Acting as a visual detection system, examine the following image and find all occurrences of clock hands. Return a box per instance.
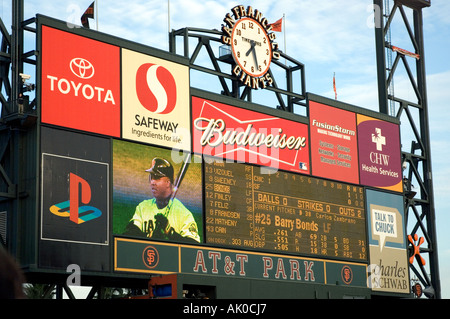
[245,40,255,56]
[245,40,258,69]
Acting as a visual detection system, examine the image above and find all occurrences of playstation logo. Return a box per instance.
[50,173,102,224]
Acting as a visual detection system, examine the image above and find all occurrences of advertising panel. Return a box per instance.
[357,115,402,192]
[366,189,409,294]
[192,96,310,174]
[115,238,368,288]
[112,140,203,243]
[309,101,359,184]
[39,127,110,271]
[121,49,191,151]
[41,26,121,137]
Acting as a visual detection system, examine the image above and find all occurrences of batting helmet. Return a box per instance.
[146,157,174,183]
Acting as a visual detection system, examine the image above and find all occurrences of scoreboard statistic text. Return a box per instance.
[205,160,367,262]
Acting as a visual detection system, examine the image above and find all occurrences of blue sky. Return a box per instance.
[3,0,448,298]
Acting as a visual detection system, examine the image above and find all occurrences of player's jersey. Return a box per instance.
[131,198,200,242]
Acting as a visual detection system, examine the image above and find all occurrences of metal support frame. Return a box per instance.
[0,0,25,257]
[0,0,37,259]
[373,0,440,298]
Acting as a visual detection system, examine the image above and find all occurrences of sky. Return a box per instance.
[1,0,449,298]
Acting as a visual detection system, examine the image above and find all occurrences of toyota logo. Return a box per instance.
[70,58,95,79]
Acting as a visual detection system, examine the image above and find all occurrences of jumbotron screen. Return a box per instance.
[204,159,367,262]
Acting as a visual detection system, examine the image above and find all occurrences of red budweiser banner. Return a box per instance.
[192,96,310,174]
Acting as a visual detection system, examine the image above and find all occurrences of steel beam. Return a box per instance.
[373,0,440,298]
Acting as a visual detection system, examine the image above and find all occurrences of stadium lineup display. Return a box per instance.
[27,5,413,298]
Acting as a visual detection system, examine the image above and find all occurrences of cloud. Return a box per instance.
[424,1,450,28]
[282,2,372,63]
[425,70,450,210]
[428,71,450,131]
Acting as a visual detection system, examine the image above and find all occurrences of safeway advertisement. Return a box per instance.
[40,26,121,137]
[121,49,191,151]
[192,96,310,174]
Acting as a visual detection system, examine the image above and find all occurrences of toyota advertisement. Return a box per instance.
[41,25,121,137]
[40,26,191,151]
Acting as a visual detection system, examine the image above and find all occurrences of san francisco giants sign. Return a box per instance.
[221,5,280,89]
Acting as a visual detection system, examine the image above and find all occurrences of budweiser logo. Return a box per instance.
[194,118,306,150]
[192,97,310,173]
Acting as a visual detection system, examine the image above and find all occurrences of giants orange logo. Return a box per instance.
[341,265,353,285]
[142,245,159,269]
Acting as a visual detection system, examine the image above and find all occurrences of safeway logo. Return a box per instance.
[49,173,102,224]
[136,63,177,114]
[70,57,95,79]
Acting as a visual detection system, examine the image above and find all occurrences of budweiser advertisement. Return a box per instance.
[309,101,359,184]
[41,26,121,137]
[121,49,191,151]
[357,115,402,192]
[192,96,310,174]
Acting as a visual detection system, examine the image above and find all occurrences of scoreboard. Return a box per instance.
[31,15,411,296]
[204,159,367,262]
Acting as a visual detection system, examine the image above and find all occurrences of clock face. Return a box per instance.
[230,17,272,78]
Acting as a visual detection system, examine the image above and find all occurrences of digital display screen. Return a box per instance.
[205,160,367,262]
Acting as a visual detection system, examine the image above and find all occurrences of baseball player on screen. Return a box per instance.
[124,157,200,243]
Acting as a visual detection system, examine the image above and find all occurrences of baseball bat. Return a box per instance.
[172,153,191,200]
[162,153,192,218]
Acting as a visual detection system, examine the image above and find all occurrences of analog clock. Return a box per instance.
[230,17,272,79]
